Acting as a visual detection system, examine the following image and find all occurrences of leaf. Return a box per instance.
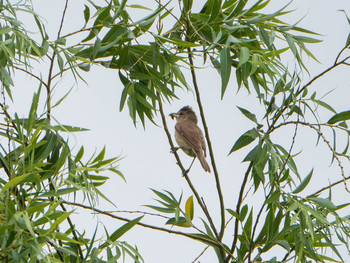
[50,125,88,132]
[83,5,90,24]
[229,128,259,154]
[185,195,194,221]
[292,35,321,43]
[226,0,248,20]
[237,106,257,123]
[48,211,73,233]
[292,168,313,194]
[312,99,337,114]
[166,217,191,227]
[220,46,232,98]
[308,197,337,210]
[40,187,79,197]
[327,110,350,124]
[154,35,200,47]
[227,209,239,219]
[238,46,250,68]
[239,204,248,221]
[100,216,143,249]
[1,173,32,193]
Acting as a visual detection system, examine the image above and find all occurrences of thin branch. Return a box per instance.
[268,120,350,193]
[309,175,350,197]
[185,21,226,244]
[157,92,220,239]
[227,161,253,262]
[249,117,299,262]
[59,199,224,248]
[192,245,209,263]
[269,48,350,131]
[12,66,48,89]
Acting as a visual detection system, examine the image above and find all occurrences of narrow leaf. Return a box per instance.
[229,128,259,154]
[185,196,194,221]
[237,106,257,123]
[327,110,350,124]
[100,216,143,248]
[220,46,231,98]
[292,168,313,194]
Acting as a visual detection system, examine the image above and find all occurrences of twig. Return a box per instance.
[227,161,253,261]
[268,121,350,193]
[59,199,223,248]
[157,92,220,240]
[185,22,226,243]
[192,245,209,263]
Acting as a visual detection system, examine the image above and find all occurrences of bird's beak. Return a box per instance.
[169,113,179,120]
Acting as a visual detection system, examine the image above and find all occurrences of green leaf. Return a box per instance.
[226,0,248,20]
[1,173,32,193]
[166,217,191,227]
[239,204,248,221]
[229,128,259,154]
[293,35,321,43]
[293,168,313,194]
[327,110,350,124]
[83,5,90,24]
[40,187,79,197]
[100,216,143,249]
[185,196,194,221]
[220,46,232,98]
[238,46,250,68]
[312,99,337,114]
[308,197,337,210]
[227,209,239,219]
[145,205,175,214]
[237,106,257,123]
[243,209,253,238]
[48,211,73,233]
[154,35,200,47]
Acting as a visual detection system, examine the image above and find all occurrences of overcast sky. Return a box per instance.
[8,0,350,262]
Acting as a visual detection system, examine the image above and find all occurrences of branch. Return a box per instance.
[185,24,226,242]
[269,121,350,193]
[157,93,220,239]
[227,161,253,261]
[60,199,225,248]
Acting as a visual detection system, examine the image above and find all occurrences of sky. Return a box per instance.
[7,0,350,262]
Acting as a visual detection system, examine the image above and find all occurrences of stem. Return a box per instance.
[226,162,253,262]
[157,93,220,239]
[187,48,226,240]
[59,199,224,248]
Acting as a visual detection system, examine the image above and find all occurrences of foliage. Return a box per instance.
[0,0,350,262]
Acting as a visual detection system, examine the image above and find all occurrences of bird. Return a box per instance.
[169,106,211,173]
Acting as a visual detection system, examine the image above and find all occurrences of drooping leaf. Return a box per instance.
[293,169,313,194]
[220,46,232,98]
[237,106,257,123]
[100,216,143,249]
[229,128,259,154]
[185,195,194,221]
[327,111,350,124]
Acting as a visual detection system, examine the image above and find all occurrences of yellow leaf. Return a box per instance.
[185,196,194,221]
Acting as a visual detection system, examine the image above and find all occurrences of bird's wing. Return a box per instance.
[175,121,204,155]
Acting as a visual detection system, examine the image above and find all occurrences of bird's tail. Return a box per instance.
[197,153,211,173]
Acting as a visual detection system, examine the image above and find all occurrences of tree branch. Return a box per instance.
[227,161,253,262]
[59,199,225,248]
[157,92,220,240]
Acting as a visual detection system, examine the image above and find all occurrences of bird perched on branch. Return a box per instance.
[169,106,211,173]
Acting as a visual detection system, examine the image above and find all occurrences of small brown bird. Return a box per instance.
[169,106,211,173]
